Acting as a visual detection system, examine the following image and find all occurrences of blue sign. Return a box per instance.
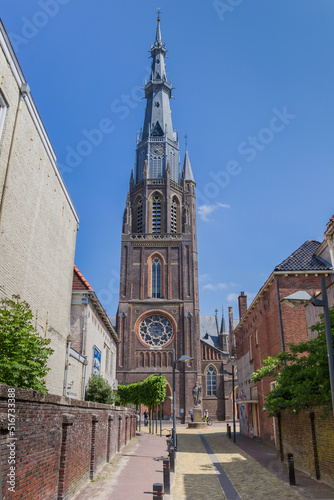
[93,346,101,375]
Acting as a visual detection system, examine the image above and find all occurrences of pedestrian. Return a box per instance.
[204,409,209,423]
[190,409,193,422]
[143,410,149,427]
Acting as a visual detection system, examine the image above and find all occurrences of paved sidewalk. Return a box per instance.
[171,425,334,500]
[72,423,334,500]
[73,426,172,500]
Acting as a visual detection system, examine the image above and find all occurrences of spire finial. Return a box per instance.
[185,134,188,151]
[157,7,161,22]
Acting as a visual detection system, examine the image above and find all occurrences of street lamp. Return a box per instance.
[172,349,193,448]
[220,366,236,443]
[281,277,334,417]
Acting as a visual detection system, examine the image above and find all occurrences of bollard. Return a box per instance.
[163,458,170,495]
[166,434,172,453]
[169,446,175,473]
[227,424,231,439]
[153,482,163,499]
[287,453,296,486]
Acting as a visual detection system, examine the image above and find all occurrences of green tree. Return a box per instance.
[85,375,118,404]
[251,307,334,417]
[0,296,54,392]
[118,375,166,407]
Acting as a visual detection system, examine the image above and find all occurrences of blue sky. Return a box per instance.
[2,0,334,317]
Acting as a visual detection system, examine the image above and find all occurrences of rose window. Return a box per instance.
[139,314,173,347]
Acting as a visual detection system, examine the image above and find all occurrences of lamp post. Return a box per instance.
[172,348,193,448]
[220,366,236,442]
[282,277,334,417]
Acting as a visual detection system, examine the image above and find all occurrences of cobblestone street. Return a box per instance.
[72,423,334,500]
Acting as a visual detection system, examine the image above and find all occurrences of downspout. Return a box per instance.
[274,275,285,353]
[64,334,72,397]
[82,357,88,400]
[0,83,30,231]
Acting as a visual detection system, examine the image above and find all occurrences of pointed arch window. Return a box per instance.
[171,197,179,233]
[152,257,161,298]
[137,199,143,233]
[206,365,217,396]
[152,194,162,233]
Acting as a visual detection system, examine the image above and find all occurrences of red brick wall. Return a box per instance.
[235,274,331,441]
[0,385,136,500]
[278,408,334,487]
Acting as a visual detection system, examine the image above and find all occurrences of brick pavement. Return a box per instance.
[171,426,334,500]
[71,423,334,500]
[72,425,172,500]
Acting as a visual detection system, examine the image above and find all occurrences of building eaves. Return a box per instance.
[234,241,334,335]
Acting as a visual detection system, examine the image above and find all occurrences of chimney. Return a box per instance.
[228,307,233,334]
[238,292,247,321]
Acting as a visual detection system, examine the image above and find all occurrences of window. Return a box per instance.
[171,198,178,233]
[206,365,217,396]
[138,314,174,347]
[137,199,143,233]
[152,194,162,233]
[152,257,161,298]
[0,94,7,143]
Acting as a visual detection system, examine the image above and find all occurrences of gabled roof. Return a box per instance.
[73,265,92,291]
[200,316,220,349]
[274,240,332,272]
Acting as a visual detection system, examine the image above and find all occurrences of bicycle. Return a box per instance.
[202,416,212,426]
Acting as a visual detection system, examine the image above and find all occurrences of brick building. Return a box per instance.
[115,16,235,421]
[0,20,79,396]
[116,15,200,420]
[69,266,119,399]
[233,240,332,441]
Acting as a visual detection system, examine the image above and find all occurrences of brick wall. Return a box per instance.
[235,274,332,441]
[278,408,334,488]
[0,384,136,499]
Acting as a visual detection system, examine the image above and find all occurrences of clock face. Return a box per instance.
[150,144,164,156]
[138,314,174,347]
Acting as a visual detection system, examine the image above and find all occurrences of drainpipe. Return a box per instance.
[0,83,30,231]
[64,334,72,397]
[82,357,88,400]
[274,275,285,353]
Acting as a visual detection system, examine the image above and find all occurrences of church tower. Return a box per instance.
[116,14,200,419]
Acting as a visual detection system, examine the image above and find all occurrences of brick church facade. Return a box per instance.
[116,15,201,420]
[115,16,235,421]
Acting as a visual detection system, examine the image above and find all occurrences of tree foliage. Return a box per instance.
[85,375,118,404]
[118,375,166,407]
[0,296,54,392]
[251,307,334,417]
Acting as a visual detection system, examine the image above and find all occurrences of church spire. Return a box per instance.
[155,9,162,46]
[135,13,180,184]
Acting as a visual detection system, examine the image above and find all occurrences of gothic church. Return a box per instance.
[116,15,232,421]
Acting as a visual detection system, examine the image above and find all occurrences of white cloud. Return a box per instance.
[203,283,228,291]
[199,273,211,283]
[198,202,230,222]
